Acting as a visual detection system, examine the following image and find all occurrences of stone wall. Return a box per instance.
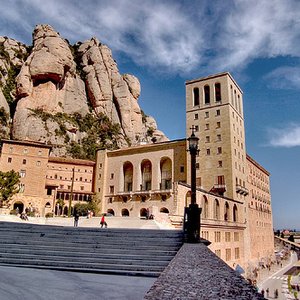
[144,243,265,300]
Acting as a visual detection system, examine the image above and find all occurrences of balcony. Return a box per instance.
[236,185,249,196]
[210,184,226,195]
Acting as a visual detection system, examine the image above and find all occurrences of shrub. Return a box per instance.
[45,212,54,218]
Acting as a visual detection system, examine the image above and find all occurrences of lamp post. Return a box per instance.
[185,128,202,243]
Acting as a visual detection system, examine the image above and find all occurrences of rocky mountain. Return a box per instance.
[0,24,167,158]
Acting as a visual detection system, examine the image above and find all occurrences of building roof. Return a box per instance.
[246,154,270,176]
[185,72,243,94]
[48,156,95,166]
[0,139,52,149]
[103,138,187,156]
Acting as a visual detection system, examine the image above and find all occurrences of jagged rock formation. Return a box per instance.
[0,24,167,158]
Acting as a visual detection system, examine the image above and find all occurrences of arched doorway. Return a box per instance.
[13,201,24,213]
[185,191,191,207]
[121,209,129,217]
[160,207,169,214]
[140,208,147,218]
[107,209,115,216]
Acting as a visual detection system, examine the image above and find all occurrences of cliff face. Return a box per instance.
[0,24,167,158]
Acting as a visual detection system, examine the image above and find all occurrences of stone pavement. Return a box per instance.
[0,265,155,300]
[0,214,167,229]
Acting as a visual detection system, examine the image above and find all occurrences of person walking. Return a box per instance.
[266,288,269,298]
[274,288,278,298]
[100,214,107,228]
[261,289,265,297]
[74,213,79,227]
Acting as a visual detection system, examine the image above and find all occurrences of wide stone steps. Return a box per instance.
[0,221,183,277]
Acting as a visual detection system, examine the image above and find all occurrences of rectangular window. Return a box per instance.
[8,157,12,163]
[99,163,102,168]
[216,109,220,116]
[195,125,199,132]
[108,197,113,204]
[217,134,221,141]
[20,170,26,178]
[217,175,225,185]
[217,147,222,154]
[38,150,42,156]
[180,166,184,173]
[235,247,240,259]
[225,232,231,242]
[206,149,211,155]
[98,188,101,192]
[47,188,52,196]
[218,161,223,167]
[194,113,198,120]
[110,173,114,179]
[22,159,26,165]
[215,249,221,258]
[205,123,209,130]
[214,231,221,242]
[18,183,25,193]
[234,232,239,242]
[216,122,221,128]
[205,136,210,143]
[196,177,201,186]
[23,148,28,154]
[80,186,84,191]
[9,147,13,153]
[195,163,199,169]
[226,249,231,261]
[205,111,209,118]
[60,184,64,189]
[109,186,114,194]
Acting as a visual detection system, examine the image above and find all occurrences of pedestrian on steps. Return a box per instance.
[100,214,107,228]
[74,213,79,227]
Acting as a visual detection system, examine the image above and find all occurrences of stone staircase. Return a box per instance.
[0,221,183,277]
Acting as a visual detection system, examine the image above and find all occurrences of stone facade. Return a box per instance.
[0,140,94,216]
[94,139,187,218]
[94,72,274,274]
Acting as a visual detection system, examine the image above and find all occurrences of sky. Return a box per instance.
[0,0,299,229]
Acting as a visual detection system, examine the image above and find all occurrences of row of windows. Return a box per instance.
[46,175,92,182]
[215,248,241,261]
[201,231,240,243]
[193,122,221,131]
[8,147,43,156]
[204,147,223,155]
[193,109,221,120]
[48,165,93,173]
[193,83,222,106]
[7,157,42,166]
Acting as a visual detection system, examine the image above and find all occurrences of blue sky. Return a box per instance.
[1,0,299,229]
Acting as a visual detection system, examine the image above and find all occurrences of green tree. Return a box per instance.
[0,170,20,207]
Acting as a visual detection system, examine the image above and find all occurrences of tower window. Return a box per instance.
[204,85,210,104]
[215,83,221,101]
[193,87,200,106]
[216,109,220,116]
[194,113,198,120]
[206,149,211,155]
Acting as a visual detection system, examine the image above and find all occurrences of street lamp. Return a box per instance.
[185,127,202,243]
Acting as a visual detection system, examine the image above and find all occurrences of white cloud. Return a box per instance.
[264,66,300,89]
[210,0,300,71]
[268,124,300,147]
[1,0,300,75]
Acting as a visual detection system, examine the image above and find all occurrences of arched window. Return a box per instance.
[185,191,191,207]
[123,162,133,192]
[45,202,51,208]
[121,209,129,217]
[193,87,200,106]
[224,202,229,221]
[214,199,220,219]
[204,85,210,104]
[215,83,221,102]
[203,196,209,219]
[141,160,152,191]
[233,204,238,222]
[140,208,148,217]
[160,207,169,213]
[160,157,172,190]
[107,209,115,216]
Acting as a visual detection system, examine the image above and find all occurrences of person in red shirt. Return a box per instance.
[100,214,107,228]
